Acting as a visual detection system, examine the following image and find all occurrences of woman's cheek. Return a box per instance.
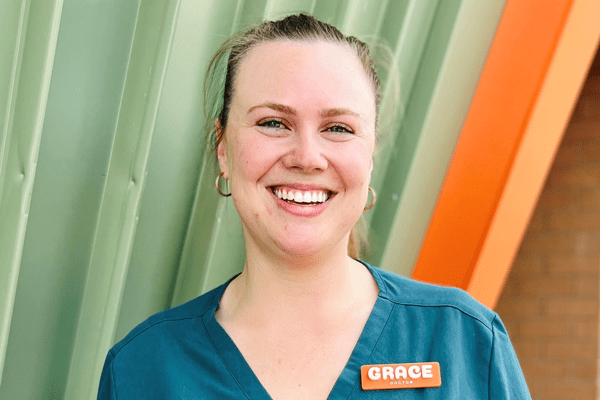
[231,142,282,196]
[336,149,373,185]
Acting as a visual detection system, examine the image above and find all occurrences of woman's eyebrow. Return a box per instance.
[247,102,296,115]
[320,108,360,118]
[247,103,360,119]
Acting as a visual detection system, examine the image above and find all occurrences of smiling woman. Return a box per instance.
[217,39,376,262]
[97,14,531,399]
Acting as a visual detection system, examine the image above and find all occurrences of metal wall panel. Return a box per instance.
[0,0,504,398]
[0,0,64,391]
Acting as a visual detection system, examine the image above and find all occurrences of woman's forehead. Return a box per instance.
[231,40,377,119]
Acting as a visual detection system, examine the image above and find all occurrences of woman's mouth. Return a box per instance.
[271,187,332,205]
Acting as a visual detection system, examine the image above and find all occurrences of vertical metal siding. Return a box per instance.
[0,0,504,398]
[0,0,64,389]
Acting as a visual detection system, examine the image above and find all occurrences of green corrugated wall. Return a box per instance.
[0,0,505,398]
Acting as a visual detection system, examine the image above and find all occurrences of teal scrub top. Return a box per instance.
[97,262,531,399]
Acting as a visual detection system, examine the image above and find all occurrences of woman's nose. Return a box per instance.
[282,130,328,172]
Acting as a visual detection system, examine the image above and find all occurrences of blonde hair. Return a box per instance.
[204,14,380,258]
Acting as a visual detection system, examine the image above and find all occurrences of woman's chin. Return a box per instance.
[273,236,341,261]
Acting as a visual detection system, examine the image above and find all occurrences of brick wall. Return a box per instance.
[496,54,600,400]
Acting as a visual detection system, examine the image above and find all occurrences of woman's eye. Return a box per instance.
[326,124,354,134]
[258,119,285,129]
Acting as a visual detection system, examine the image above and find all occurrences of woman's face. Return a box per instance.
[218,40,377,259]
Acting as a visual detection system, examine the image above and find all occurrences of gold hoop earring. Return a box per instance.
[215,172,231,197]
[364,187,376,210]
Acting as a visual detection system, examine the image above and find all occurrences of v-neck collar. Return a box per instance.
[202,262,394,399]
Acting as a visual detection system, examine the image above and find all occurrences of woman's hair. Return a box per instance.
[204,13,381,258]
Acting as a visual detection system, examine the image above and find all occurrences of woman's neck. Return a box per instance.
[216,244,378,327]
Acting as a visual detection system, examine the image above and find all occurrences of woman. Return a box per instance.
[98,14,530,399]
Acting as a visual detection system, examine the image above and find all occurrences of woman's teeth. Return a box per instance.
[273,188,330,204]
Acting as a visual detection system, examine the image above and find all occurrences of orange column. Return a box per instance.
[411,0,600,308]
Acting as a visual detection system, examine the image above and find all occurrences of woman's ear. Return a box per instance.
[216,119,229,179]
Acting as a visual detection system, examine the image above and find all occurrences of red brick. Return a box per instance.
[582,141,600,163]
[580,75,600,95]
[574,362,597,380]
[575,321,599,338]
[521,361,567,379]
[573,231,600,254]
[509,257,542,275]
[501,319,519,338]
[544,383,595,399]
[519,233,571,253]
[549,211,600,230]
[546,341,596,359]
[581,97,600,119]
[519,320,570,338]
[528,384,540,400]
[512,340,541,358]
[579,99,600,119]
[496,299,541,317]
[561,121,600,146]
[498,278,519,300]
[544,166,600,187]
[574,187,600,208]
[525,210,544,233]
[552,145,579,167]
[546,299,598,317]
[498,280,517,300]
[573,87,600,115]
[517,279,572,296]
[537,188,573,209]
[574,276,598,295]
[548,256,599,275]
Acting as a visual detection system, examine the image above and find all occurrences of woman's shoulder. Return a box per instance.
[108,281,226,357]
[367,263,497,331]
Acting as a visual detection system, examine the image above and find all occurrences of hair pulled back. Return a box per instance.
[204,13,380,258]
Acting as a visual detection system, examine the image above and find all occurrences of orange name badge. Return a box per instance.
[361,362,441,390]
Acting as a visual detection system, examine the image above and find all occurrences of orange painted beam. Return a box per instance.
[412,0,573,288]
[412,0,600,308]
